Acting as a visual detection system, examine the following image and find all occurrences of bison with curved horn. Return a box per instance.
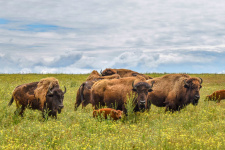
[8,77,66,119]
[146,74,202,112]
[91,75,154,114]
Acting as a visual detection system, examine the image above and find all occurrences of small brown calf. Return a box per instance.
[93,108,123,121]
[205,90,225,103]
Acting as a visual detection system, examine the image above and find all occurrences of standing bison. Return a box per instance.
[75,71,120,110]
[8,77,66,119]
[146,74,203,112]
[100,68,152,79]
[91,76,154,113]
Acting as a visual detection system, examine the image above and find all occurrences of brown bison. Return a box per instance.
[205,90,225,102]
[86,70,120,81]
[100,68,152,79]
[75,80,95,110]
[146,74,203,112]
[74,73,120,110]
[93,108,123,120]
[8,78,66,119]
[91,76,154,114]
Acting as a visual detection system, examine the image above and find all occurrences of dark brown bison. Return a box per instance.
[75,80,95,110]
[146,74,203,112]
[8,80,66,119]
[74,73,121,111]
[91,76,154,114]
[93,108,123,121]
[205,90,225,103]
[100,68,152,79]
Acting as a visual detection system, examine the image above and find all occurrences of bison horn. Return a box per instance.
[63,86,67,94]
[150,81,155,88]
[132,81,137,90]
[183,79,189,87]
[48,86,53,95]
[100,69,102,75]
[199,77,203,84]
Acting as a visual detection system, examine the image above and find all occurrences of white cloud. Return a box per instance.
[0,0,225,73]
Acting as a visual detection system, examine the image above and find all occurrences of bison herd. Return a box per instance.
[8,68,224,120]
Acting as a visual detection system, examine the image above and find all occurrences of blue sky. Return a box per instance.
[0,0,225,74]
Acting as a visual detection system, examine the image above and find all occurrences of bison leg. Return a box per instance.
[74,99,81,111]
[14,106,26,117]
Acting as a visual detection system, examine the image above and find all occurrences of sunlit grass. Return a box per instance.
[0,73,225,149]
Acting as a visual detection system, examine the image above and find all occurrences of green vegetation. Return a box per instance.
[1,73,225,149]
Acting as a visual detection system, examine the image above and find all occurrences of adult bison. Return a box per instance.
[75,73,120,110]
[8,78,66,119]
[100,68,152,79]
[91,76,154,113]
[146,74,203,112]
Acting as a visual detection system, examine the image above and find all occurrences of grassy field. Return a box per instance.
[1,73,225,149]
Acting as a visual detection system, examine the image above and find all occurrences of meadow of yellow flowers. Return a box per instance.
[0,73,225,149]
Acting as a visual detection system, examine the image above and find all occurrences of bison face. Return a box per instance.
[46,86,66,117]
[132,81,154,111]
[184,77,202,105]
[101,68,116,76]
[112,110,123,120]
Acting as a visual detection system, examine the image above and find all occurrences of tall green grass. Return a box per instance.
[0,74,225,149]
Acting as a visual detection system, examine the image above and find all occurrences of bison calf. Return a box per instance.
[205,90,225,103]
[93,108,123,121]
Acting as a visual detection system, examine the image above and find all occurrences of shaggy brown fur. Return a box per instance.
[205,90,225,102]
[75,80,95,110]
[75,74,121,110]
[93,108,123,120]
[34,77,59,109]
[146,74,203,112]
[91,76,154,113]
[86,70,101,81]
[8,81,66,118]
[101,68,152,79]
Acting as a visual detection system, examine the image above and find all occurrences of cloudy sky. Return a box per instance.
[0,0,225,74]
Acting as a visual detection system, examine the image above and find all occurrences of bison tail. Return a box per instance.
[8,96,14,106]
[80,83,85,102]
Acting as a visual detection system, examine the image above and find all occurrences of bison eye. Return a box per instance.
[200,85,202,89]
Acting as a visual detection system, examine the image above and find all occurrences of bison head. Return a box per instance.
[183,77,202,105]
[111,110,123,120]
[132,81,154,111]
[46,86,66,118]
[101,68,117,76]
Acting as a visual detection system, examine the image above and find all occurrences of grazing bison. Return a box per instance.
[91,76,154,113]
[93,108,123,121]
[205,90,225,103]
[146,74,203,112]
[8,78,66,119]
[100,68,152,79]
[74,73,120,110]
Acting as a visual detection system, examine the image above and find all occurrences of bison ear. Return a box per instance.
[132,88,137,92]
[112,110,117,114]
[47,93,53,97]
[183,79,190,88]
[148,89,153,92]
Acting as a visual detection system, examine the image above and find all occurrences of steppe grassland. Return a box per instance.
[0,73,225,149]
